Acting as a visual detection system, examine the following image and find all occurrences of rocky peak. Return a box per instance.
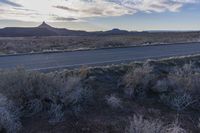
[38,21,54,29]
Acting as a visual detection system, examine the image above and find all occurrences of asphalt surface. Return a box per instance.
[1,42,200,71]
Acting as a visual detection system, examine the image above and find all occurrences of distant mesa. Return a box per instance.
[110,28,127,32]
[105,28,130,34]
[0,22,88,37]
[0,22,144,37]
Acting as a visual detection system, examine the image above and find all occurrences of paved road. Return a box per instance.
[1,42,200,71]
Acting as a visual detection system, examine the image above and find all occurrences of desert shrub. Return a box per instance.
[147,108,161,115]
[158,63,200,111]
[160,93,193,111]
[152,78,171,93]
[0,68,91,131]
[0,68,64,116]
[125,115,163,133]
[25,99,43,116]
[61,77,84,105]
[60,77,92,116]
[61,77,84,116]
[125,115,187,133]
[123,63,155,98]
[164,119,187,133]
[105,95,122,109]
[197,118,200,129]
[168,63,200,94]
[123,62,200,111]
[0,94,21,133]
[78,67,89,78]
[48,103,64,124]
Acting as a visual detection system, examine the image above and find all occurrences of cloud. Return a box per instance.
[0,0,22,7]
[53,6,79,12]
[0,0,198,22]
[52,15,78,21]
[108,0,198,12]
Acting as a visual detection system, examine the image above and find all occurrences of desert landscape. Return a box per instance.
[1,24,200,133]
[0,29,200,54]
[1,55,200,132]
[1,0,200,133]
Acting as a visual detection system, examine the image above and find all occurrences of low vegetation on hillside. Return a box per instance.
[0,31,200,54]
[1,56,200,132]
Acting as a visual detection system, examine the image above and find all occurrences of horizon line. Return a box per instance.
[0,22,200,33]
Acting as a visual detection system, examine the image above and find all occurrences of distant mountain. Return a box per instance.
[0,22,146,37]
[103,28,130,35]
[0,22,89,37]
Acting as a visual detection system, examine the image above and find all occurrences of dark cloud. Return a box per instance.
[50,13,78,21]
[54,16,78,21]
[0,0,22,7]
[53,6,79,12]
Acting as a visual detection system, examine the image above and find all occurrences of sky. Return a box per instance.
[0,0,200,31]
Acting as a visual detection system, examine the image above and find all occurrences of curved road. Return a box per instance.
[1,42,200,71]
